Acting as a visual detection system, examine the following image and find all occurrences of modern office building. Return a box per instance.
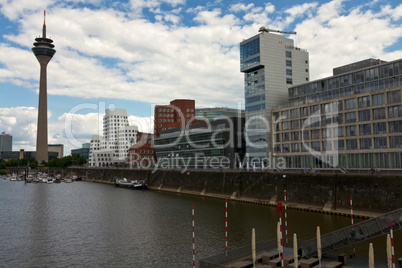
[195,108,245,120]
[240,28,310,162]
[272,58,402,169]
[32,11,56,163]
[48,144,64,158]
[71,143,90,159]
[0,132,12,152]
[154,116,245,169]
[88,109,138,167]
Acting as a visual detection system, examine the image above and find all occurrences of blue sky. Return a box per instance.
[0,0,401,155]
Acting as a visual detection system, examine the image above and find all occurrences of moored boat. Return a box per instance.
[132,180,148,189]
[115,178,135,188]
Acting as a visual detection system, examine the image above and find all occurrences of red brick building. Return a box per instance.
[127,132,155,168]
[128,99,202,168]
[154,99,201,137]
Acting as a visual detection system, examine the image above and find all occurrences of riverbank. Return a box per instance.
[73,167,401,219]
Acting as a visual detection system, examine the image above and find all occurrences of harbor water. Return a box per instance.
[0,179,400,267]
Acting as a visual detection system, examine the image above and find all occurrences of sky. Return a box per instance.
[0,0,402,156]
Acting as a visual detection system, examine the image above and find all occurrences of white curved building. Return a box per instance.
[88,109,138,167]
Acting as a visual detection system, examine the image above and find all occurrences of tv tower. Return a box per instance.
[32,10,56,163]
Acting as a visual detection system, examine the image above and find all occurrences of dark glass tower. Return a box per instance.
[32,11,56,163]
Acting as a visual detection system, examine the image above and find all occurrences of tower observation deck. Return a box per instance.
[32,10,56,163]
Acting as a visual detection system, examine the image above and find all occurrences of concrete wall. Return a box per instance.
[69,167,401,215]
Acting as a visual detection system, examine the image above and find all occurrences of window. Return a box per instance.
[291,120,299,129]
[286,78,293,85]
[291,143,299,152]
[358,96,370,108]
[286,60,292,67]
[274,145,281,153]
[322,141,332,151]
[281,110,289,119]
[345,99,356,110]
[334,140,345,150]
[321,116,331,126]
[286,51,292,58]
[311,141,320,151]
[389,120,402,133]
[302,130,309,140]
[345,112,357,123]
[282,121,289,130]
[310,105,319,115]
[300,107,308,117]
[290,109,298,118]
[311,129,320,139]
[372,93,385,106]
[388,90,401,103]
[374,137,387,148]
[291,131,299,141]
[333,113,343,124]
[321,103,331,113]
[346,139,358,150]
[390,136,402,148]
[389,105,402,118]
[286,69,292,76]
[332,100,343,111]
[282,144,290,152]
[310,117,320,128]
[360,138,372,149]
[322,128,332,138]
[358,110,371,122]
[359,124,371,135]
[334,126,344,137]
[346,125,357,136]
[373,108,386,120]
[282,133,289,141]
[374,122,386,134]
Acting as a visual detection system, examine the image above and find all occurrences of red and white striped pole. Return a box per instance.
[350,195,355,258]
[225,198,228,255]
[284,190,288,247]
[277,203,284,268]
[390,221,395,268]
[192,203,195,267]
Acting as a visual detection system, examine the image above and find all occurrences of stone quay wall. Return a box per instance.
[69,167,401,218]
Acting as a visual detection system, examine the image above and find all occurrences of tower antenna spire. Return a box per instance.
[42,10,46,38]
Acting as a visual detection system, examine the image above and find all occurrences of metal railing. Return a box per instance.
[301,208,402,258]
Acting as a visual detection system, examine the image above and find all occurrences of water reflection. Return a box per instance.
[0,180,399,267]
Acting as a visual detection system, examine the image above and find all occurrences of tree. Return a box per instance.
[0,160,6,170]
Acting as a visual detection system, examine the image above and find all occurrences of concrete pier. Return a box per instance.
[69,167,401,218]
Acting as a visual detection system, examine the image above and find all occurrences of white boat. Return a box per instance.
[115,178,147,189]
[115,178,134,188]
[64,178,73,183]
[47,178,54,184]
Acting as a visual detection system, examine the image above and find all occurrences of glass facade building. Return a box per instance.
[240,31,309,162]
[272,58,402,169]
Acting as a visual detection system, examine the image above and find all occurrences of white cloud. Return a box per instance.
[0,105,153,156]
[229,3,254,13]
[242,3,275,25]
[294,1,402,79]
[0,107,37,151]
